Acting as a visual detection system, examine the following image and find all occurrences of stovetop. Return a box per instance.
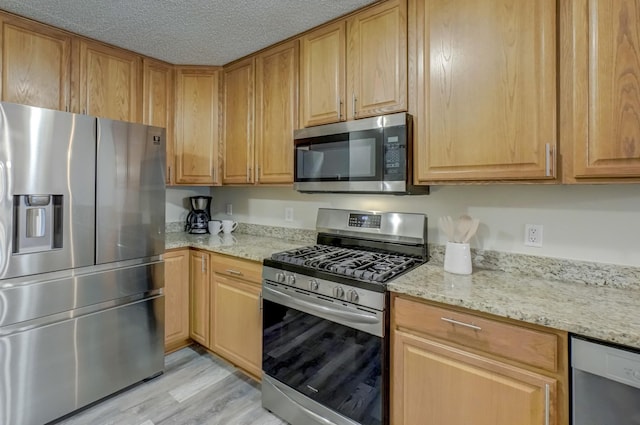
[262,208,428,294]
[270,244,422,284]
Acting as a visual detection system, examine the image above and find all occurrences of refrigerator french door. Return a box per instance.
[0,102,166,425]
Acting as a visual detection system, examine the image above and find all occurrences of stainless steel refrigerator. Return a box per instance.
[0,102,166,425]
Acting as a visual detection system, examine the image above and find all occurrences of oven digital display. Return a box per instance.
[348,213,381,229]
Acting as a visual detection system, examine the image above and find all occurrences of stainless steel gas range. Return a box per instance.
[261,208,428,425]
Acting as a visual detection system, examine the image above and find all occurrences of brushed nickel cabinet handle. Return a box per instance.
[352,93,357,119]
[545,143,553,177]
[544,383,550,425]
[338,97,343,121]
[440,317,482,331]
[247,166,251,182]
[226,269,242,276]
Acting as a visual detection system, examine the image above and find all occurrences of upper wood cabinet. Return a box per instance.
[411,0,557,182]
[564,0,640,180]
[223,41,298,186]
[77,39,142,122]
[143,58,174,185]
[174,66,220,185]
[0,14,71,111]
[222,57,255,184]
[346,0,407,119]
[163,249,190,353]
[300,0,407,127]
[255,40,298,184]
[300,21,346,127]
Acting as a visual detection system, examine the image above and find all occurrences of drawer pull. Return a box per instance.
[226,269,243,276]
[441,317,482,331]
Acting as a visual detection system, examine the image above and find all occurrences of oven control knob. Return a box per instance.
[347,289,359,303]
[333,286,345,298]
[286,274,296,285]
[308,279,319,291]
[275,272,285,283]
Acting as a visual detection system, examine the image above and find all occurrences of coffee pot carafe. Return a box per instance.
[185,196,212,234]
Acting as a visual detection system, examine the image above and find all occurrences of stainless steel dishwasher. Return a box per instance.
[572,336,640,424]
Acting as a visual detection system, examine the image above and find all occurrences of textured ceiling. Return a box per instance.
[0,0,379,65]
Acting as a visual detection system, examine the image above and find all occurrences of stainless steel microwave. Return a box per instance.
[293,112,428,194]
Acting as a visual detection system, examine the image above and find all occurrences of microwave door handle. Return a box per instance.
[262,285,379,325]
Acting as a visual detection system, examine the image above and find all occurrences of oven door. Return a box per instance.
[262,281,386,425]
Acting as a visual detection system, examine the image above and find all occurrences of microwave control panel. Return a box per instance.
[384,126,407,180]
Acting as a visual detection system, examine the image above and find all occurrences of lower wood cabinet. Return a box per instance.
[210,254,263,379]
[175,249,263,379]
[189,249,211,347]
[163,249,190,352]
[391,294,568,425]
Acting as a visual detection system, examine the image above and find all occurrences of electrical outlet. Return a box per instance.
[225,204,232,215]
[524,224,543,247]
[284,207,294,222]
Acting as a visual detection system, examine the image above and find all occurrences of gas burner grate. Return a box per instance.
[271,245,421,283]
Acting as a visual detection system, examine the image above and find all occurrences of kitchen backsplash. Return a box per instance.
[200,185,640,267]
[166,221,640,289]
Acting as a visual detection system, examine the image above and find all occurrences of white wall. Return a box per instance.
[208,184,640,267]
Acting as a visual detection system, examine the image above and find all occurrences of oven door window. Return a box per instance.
[295,129,383,181]
[263,299,383,425]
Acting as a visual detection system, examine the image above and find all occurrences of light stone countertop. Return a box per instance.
[165,231,307,262]
[387,264,640,350]
[165,229,640,350]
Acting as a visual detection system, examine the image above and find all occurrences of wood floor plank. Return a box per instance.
[54,346,286,425]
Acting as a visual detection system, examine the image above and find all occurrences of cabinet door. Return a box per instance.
[163,249,190,352]
[412,0,556,181]
[0,15,71,111]
[223,57,255,184]
[347,0,407,119]
[211,273,262,378]
[569,0,640,178]
[392,331,557,425]
[78,40,142,122]
[175,67,220,185]
[143,58,174,185]
[255,40,298,184]
[300,21,346,127]
[189,250,210,347]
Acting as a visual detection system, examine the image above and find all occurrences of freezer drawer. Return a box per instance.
[0,295,164,425]
[0,260,163,327]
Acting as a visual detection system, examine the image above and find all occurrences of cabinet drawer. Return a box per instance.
[393,296,558,372]
[211,254,262,283]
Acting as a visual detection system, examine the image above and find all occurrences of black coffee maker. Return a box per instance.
[185,196,212,234]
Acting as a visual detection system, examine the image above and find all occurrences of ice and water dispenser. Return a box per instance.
[13,195,63,254]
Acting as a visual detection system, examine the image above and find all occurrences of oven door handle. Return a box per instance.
[263,286,380,326]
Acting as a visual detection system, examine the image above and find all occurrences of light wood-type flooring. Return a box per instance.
[54,345,287,425]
